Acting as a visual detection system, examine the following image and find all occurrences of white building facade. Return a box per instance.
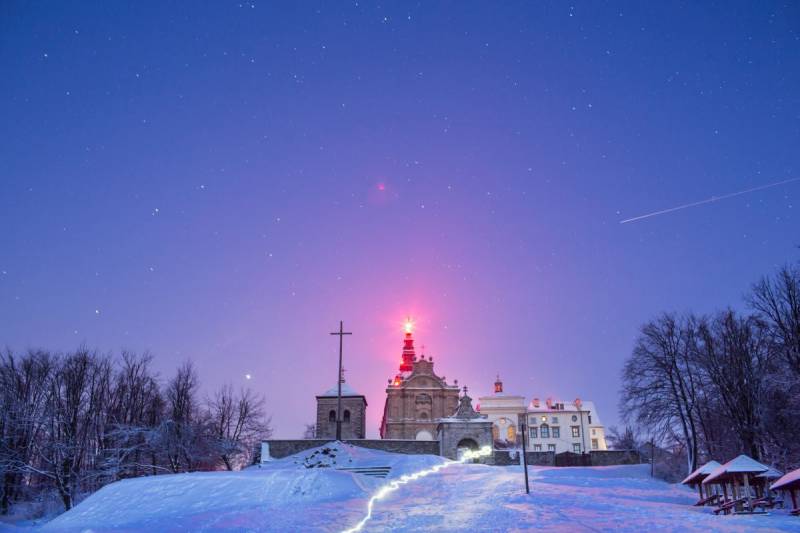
[477,376,608,453]
[475,376,526,449]
[526,397,607,454]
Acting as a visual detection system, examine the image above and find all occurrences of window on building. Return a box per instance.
[343,410,351,423]
[573,443,581,453]
[328,410,336,423]
[552,427,560,439]
[552,416,559,424]
[592,439,599,450]
[571,415,578,422]
[571,426,580,438]
[540,424,550,439]
[534,444,542,451]
[529,427,538,439]
[588,415,592,424]
[547,444,556,452]
[591,428,596,436]
[529,416,537,426]
[507,426,516,441]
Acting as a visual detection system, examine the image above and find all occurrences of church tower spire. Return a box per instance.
[399,318,416,372]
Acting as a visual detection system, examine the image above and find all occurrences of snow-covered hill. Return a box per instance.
[38,443,800,532]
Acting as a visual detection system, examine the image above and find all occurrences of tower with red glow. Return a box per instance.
[399,323,416,373]
[380,319,461,439]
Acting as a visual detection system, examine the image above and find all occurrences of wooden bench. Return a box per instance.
[694,494,720,507]
[750,497,783,510]
[713,498,746,515]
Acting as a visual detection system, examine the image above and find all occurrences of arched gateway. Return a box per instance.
[457,438,479,450]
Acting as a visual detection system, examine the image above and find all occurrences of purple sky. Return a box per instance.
[1,2,798,438]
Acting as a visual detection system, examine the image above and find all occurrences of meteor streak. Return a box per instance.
[341,445,493,533]
[619,177,800,224]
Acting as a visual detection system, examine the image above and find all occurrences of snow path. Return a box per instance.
[358,464,796,532]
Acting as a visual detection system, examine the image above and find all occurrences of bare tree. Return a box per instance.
[606,425,641,451]
[0,350,56,514]
[104,352,164,479]
[620,314,703,473]
[33,349,112,510]
[750,265,800,375]
[750,264,800,468]
[695,310,772,460]
[206,385,272,470]
[160,361,202,473]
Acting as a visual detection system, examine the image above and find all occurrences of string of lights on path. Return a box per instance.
[341,445,493,533]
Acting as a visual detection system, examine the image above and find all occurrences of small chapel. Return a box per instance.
[379,322,461,440]
[314,381,367,439]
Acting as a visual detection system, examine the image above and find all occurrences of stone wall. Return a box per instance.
[589,450,643,466]
[493,450,555,466]
[257,439,440,462]
[256,440,644,466]
[493,450,643,467]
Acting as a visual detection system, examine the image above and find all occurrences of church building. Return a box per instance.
[380,323,460,440]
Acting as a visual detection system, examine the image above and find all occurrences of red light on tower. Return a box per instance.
[399,317,416,373]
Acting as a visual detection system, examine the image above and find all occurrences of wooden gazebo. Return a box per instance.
[771,468,800,516]
[702,454,769,514]
[681,460,722,506]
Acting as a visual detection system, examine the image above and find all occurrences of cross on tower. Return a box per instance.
[330,321,352,441]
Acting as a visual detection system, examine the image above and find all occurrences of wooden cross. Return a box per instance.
[330,321,352,440]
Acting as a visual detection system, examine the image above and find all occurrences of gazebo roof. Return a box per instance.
[681,460,722,485]
[771,468,800,492]
[703,455,769,484]
[756,467,783,480]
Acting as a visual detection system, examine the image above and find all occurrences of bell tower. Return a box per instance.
[494,374,503,394]
[399,318,416,372]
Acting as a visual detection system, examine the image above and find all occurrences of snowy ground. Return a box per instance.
[10,443,798,532]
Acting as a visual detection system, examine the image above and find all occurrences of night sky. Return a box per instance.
[2,2,798,438]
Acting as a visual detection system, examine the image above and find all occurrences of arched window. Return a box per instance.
[540,424,550,439]
[343,410,351,423]
[328,410,336,423]
[419,412,429,420]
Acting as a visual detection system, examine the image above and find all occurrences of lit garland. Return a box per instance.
[341,446,493,533]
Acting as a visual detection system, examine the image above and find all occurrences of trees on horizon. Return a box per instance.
[620,264,800,478]
[0,351,271,514]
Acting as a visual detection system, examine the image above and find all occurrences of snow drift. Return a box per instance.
[40,442,799,532]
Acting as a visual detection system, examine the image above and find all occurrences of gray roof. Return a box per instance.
[318,382,363,397]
